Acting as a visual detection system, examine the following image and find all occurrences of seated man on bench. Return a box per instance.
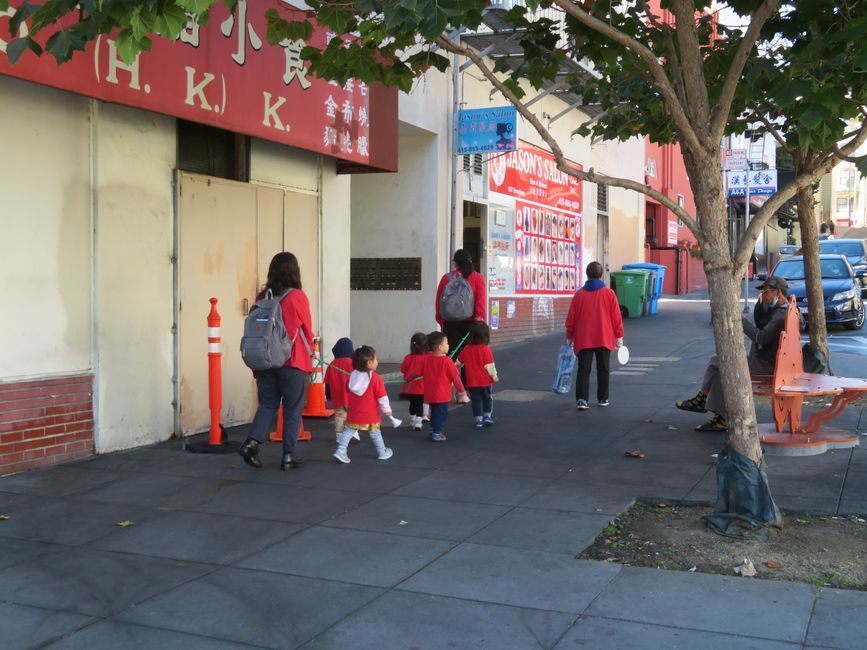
[675,276,800,431]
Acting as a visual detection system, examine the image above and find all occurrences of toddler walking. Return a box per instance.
[423,331,469,442]
[333,345,394,463]
[457,322,499,428]
[400,332,428,431]
[324,337,358,442]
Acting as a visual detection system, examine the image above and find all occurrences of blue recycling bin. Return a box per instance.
[622,263,667,315]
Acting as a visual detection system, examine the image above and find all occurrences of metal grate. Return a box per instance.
[597,185,609,215]
[350,257,422,291]
[463,154,484,175]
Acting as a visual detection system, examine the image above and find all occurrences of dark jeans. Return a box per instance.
[442,320,472,384]
[429,402,449,434]
[249,366,308,453]
[576,347,611,403]
[407,394,424,417]
[468,386,493,417]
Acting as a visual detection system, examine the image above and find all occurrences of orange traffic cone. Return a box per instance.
[269,405,312,442]
[303,337,335,418]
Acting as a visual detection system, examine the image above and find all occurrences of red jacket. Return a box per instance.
[400,353,426,395]
[435,270,487,325]
[347,372,388,426]
[565,285,624,353]
[457,344,495,388]
[423,355,466,403]
[325,357,353,408]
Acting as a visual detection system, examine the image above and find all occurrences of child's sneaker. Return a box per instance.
[377,448,394,460]
[333,449,351,464]
[430,432,447,442]
[352,430,361,441]
[576,399,589,410]
[474,416,484,429]
[412,417,423,431]
[483,415,494,426]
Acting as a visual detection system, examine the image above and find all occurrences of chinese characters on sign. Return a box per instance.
[0,0,377,166]
[457,106,517,155]
[726,170,778,197]
[488,142,583,296]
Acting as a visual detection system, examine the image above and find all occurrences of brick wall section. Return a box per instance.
[0,374,94,476]
[490,296,573,347]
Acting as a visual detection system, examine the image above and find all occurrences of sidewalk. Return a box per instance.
[1,296,865,649]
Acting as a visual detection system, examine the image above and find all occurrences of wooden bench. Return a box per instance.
[751,296,867,454]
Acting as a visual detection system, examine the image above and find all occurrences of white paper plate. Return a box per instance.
[616,345,630,365]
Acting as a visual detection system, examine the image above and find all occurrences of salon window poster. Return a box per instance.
[488,141,582,295]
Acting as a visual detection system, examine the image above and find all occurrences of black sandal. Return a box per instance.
[695,414,727,432]
[676,394,708,413]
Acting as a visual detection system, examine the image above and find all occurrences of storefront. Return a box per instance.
[485,142,584,345]
[0,1,397,474]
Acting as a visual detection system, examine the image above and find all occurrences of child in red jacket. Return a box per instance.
[400,332,428,431]
[324,337,357,442]
[423,331,469,442]
[333,346,394,464]
[457,322,499,428]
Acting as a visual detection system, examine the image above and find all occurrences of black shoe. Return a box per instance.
[238,438,262,468]
[280,453,305,470]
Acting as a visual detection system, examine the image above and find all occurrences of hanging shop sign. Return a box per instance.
[489,142,583,296]
[457,105,517,155]
[0,0,396,170]
[726,170,778,197]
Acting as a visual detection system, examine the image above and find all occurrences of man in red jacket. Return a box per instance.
[565,261,625,410]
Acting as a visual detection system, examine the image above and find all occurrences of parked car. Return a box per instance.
[817,238,867,277]
[770,254,865,330]
[779,244,799,257]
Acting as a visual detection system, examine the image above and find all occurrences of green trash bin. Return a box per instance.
[610,270,651,319]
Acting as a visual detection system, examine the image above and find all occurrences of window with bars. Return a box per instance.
[462,154,484,175]
[597,185,609,215]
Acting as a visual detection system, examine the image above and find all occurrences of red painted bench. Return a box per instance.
[751,297,866,454]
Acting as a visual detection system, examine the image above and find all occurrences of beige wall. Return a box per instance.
[92,103,176,452]
[350,134,444,361]
[320,162,352,356]
[0,77,92,379]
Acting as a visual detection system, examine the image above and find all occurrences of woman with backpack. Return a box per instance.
[435,249,487,357]
[238,252,314,471]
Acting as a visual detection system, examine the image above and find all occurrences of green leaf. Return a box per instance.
[5,35,42,64]
[176,0,217,15]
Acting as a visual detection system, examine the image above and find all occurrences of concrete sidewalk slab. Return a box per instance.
[399,543,621,613]
[585,566,816,644]
[323,494,510,541]
[43,621,256,650]
[237,526,454,588]
[92,510,302,565]
[554,617,801,650]
[0,547,213,616]
[117,567,383,649]
[806,588,867,650]
[301,591,575,650]
[391,468,553,506]
[0,603,94,650]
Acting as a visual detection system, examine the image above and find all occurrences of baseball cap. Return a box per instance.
[758,276,788,295]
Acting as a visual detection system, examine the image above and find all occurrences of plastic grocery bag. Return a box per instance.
[552,344,576,394]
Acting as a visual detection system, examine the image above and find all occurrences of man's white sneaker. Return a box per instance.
[377,448,394,460]
[333,449,351,464]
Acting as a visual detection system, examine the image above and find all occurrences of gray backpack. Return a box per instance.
[440,272,475,321]
[240,289,300,371]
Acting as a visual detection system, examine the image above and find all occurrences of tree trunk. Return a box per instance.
[687,156,763,466]
[794,167,830,361]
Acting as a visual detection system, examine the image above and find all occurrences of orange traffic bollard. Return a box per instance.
[303,337,335,418]
[269,405,312,442]
[187,298,239,454]
[207,298,223,446]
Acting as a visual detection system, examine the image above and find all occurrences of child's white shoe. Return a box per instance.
[377,448,394,460]
[333,449,351,464]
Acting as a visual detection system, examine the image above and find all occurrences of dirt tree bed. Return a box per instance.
[580,502,867,591]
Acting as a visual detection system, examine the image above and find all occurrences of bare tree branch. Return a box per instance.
[710,0,781,142]
[732,118,867,272]
[550,0,704,154]
[436,34,700,235]
[750,111,788,150]
[670,0,711,135]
